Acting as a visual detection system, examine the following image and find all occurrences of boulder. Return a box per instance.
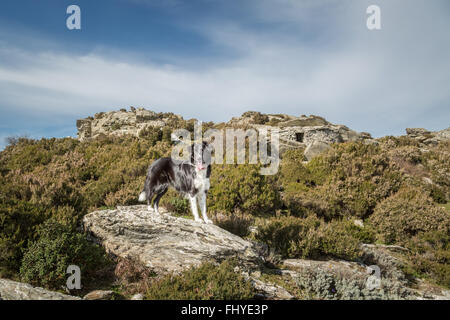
[76,107,180,140]
[435,127,450,141]
[304,141,332,161]
[245,275,294,300]
[278,244,450,300]
[83,290,115,300]
[405,127,450,145]
[82,206,267,274]
[130,293,144,300]
[0,278,81,300]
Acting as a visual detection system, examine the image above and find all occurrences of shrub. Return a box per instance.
[403,231,450,288]
[145,259,255,300]
[279,143,403,220]
[208,164,280,215]
[0,200,48,273]
[369,187,450,245]
[138,126,162,145]
[254,216,362,260]
[212,212,254,238]
[162,194,190,215]
[19,220,112,290]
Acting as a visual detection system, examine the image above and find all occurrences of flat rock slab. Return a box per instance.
[0,278,80,300]
[83,206,266,274]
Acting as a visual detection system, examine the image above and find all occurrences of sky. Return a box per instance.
[0,0,449,149]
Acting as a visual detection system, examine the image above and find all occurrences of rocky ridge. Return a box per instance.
[76,108,449,161]
[76,108,373,160]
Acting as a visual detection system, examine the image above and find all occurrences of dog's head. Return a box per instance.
[190,141,212,171]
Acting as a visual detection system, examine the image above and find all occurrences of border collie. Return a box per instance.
[138,142,213,223]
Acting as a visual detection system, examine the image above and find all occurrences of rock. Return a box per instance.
[435,127,450,141]
[0,278,81,300]
[130,293,144,300]
[76,107,181,140]
[281,258,415,300]
[353,219,364,228]
[82,205,267,274]
[246,276,294,300]
[360,244,408,283]
[77,109,373,152]
[405,127,450,145]
[413,279,450,300]
[83,290,115,300]
[406,128,431,136]
[280,243,450,300]
[304,141,332,161]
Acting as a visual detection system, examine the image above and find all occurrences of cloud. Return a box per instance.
[0,0,449,144]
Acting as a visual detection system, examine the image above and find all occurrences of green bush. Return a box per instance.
[369,187,450,245]
[19,220,112,290]
[254,216,362,260]
[163,195,190,215]
[208,164,280,215]
[212,213,254,238]
[0,200,47,274]
[145,259,255,300]
[279,143,403,220]
[1,121,450,289]
[404,231,450,288]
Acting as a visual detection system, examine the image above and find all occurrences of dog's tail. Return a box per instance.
[138,191,147,202]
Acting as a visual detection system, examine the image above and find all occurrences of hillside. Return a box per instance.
[0,108,449,299]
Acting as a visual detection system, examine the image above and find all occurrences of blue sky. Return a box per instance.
[1,0,449,149]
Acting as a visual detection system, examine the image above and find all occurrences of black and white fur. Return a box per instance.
[138,142,212,223]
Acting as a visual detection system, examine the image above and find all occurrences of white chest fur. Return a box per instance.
[194,170,210,191]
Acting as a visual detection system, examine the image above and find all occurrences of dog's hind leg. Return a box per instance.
[146,190,154,212]
[153,187,168,215]
[198,192,212,224]
[188,195,202,222]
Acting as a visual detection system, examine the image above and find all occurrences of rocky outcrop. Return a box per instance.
[227,112,371,146]
[82,206,307,299]
[76,107,182,140]
[227,112,372,160]
[0,278,81,300]
[76,108,373,161]
[280,258,414,300]
[81,206,450,300]
[82,206,267,275]
[406,127,450,145]
[276,244,450,300]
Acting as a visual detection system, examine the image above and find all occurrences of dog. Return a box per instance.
[138,141,213,223]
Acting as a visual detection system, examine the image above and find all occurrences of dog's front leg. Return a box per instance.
[198,192,212,224]
[188,195,202,222]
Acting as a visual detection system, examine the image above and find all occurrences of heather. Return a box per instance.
[0,131,449,292]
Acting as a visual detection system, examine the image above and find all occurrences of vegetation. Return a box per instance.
[253,216,362,260]
[0,123,449,295]
[19,220,112,290]
[145,259,255,300]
